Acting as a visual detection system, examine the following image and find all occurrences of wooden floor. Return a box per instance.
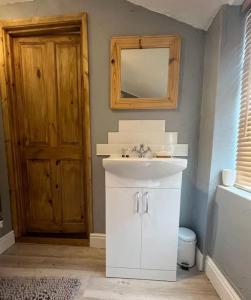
[0,243,219,300]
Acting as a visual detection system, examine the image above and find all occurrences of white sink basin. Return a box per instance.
[103,157,187,180]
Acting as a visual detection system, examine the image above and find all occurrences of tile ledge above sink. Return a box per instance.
[96,120,188,158]
[96,144,188,157]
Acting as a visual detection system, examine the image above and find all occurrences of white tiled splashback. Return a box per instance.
[96,120,188,157]
[108,132,178,144]
[119,120,165,132]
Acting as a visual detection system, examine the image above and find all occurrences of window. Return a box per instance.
[236,10,251,190]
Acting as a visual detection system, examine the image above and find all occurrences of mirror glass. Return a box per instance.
[120,48,170,99]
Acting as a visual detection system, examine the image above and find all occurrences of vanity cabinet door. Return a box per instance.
[106,188,142,269]
[141,189,180,271]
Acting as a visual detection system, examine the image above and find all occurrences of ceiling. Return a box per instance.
[0,0,243,30]
[127,0,243,30]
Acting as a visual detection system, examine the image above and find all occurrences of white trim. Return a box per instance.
[90,233,106,248]
[218,185,251,201]
[196,247,204,271]
[205,256,241,300]
[234,183,251,194]
[0,230,15,254]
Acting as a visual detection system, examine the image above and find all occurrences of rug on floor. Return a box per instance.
[0,276,81,300]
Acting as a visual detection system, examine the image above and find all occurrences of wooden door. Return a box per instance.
[141,189,180,270]
[106,188,142,269]
[13,35,86,235]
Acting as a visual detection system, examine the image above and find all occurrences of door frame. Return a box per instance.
[0,13,93,239]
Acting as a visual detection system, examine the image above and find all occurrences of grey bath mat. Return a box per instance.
[0,276,81,300]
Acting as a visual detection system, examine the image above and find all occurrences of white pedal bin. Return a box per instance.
[178,227,196,268]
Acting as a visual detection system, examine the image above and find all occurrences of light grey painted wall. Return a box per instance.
[192,9,222,251]
[0,0,205,234]
[211,187,251,299]
[206,7,248,298]
[192,5,244,252]
[208,5,244,252]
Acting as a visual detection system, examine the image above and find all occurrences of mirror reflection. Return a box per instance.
[121,48,169,99]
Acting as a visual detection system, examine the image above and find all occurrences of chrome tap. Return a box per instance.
[132,144,151,158]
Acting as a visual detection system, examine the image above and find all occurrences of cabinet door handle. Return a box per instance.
[135,192,140,213]
[144,192,149,214]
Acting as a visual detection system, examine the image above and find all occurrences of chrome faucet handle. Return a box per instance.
[131,144,151,158]
[131,144,141,154]
[141,144,151,153]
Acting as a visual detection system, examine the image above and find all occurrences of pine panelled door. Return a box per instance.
[0,14,92,240]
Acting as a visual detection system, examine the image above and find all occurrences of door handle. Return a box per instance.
[144,192,149,214]
[135,192,140,213]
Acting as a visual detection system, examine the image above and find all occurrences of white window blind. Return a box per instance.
[237,10,251,189]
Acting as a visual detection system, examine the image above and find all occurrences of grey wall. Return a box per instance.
[192,5,244,252]
[0,0,205,234]
[205,7,249,298]
[192,8,222,251]
[208,5,244,253]
[0,108,12,237]
[211,187,251,299]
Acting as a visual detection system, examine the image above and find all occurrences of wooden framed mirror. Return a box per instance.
[110,35,181,110]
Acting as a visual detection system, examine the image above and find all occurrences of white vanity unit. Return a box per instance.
[103,157,187,281]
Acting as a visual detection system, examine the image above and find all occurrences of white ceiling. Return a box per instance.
[0,0,243,30]
[127,0,243,30]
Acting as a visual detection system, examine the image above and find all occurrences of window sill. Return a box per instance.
[218,185,251,202]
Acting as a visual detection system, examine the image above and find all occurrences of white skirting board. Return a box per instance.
[0,230,15,254]
[90,233,106,249]
[205,256,241,300]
